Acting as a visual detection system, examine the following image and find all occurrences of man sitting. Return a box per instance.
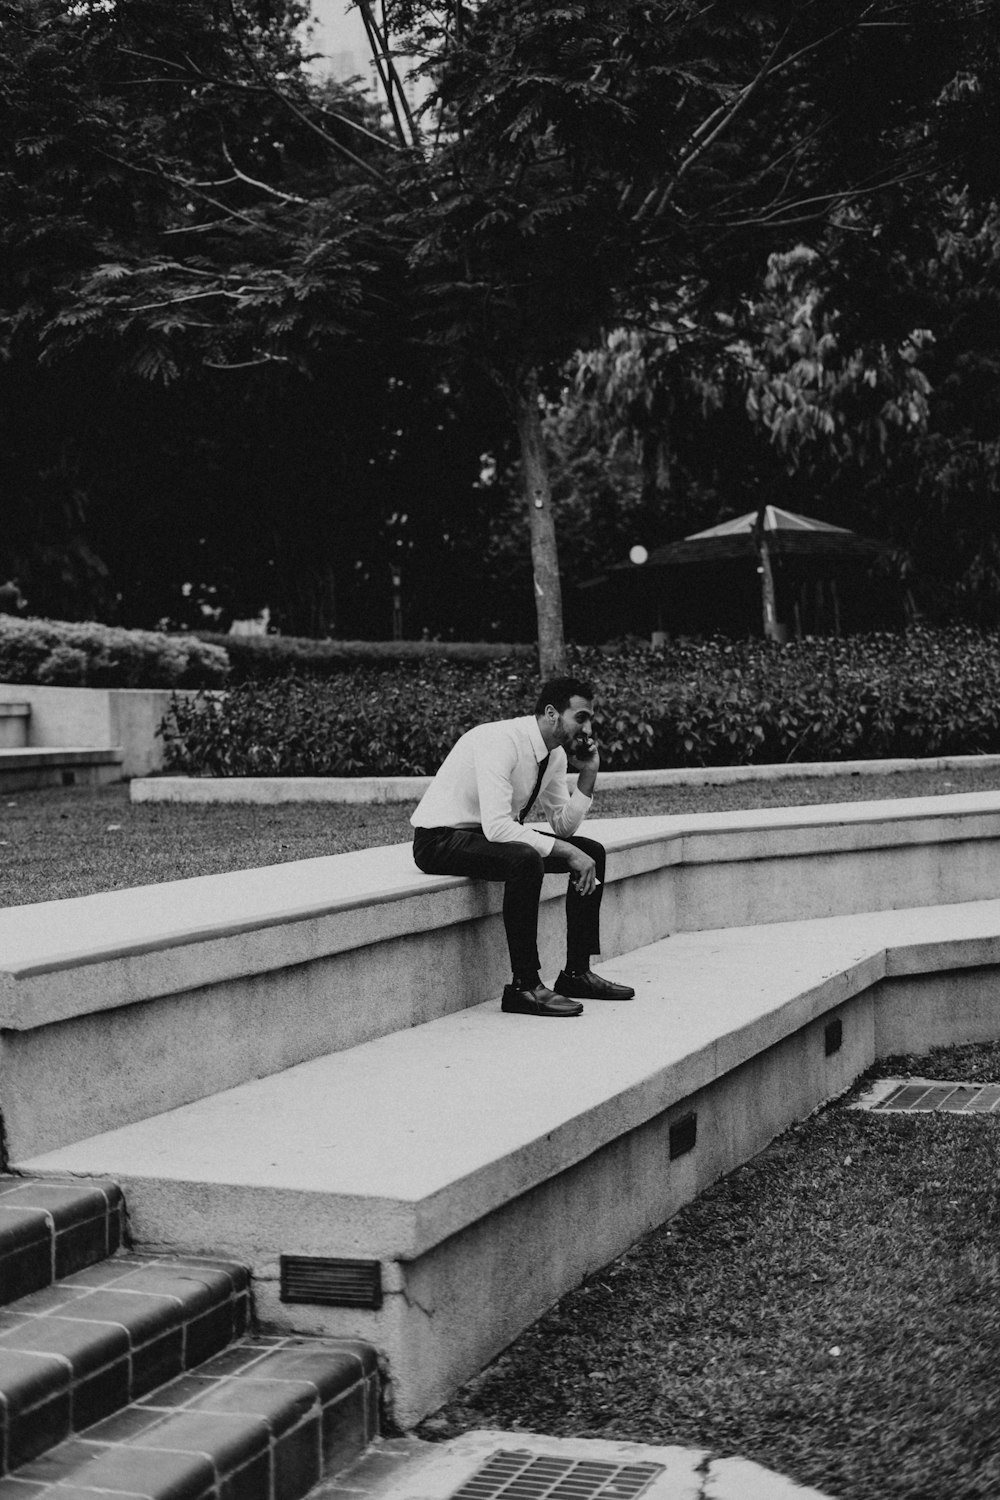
[411,676,635,1016]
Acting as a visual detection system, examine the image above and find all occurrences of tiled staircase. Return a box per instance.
[0,1175,380,1500]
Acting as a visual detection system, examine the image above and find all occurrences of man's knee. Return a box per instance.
[573,835,606,877]
[504,842,545,880]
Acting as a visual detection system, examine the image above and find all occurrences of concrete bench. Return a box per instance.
[5,792,1000,1161]
[0,746,124,792]
[19,894,1000,1427]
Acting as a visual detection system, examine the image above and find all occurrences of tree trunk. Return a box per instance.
[516,370,567,677]
[753,505,781,641]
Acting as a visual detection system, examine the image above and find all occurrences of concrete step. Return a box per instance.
[18,896,1000,1426]
[2,1334,379,1500]
[0,1249,251,1471]
[0,1178,124,1307]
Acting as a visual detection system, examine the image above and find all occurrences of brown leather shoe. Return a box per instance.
[554,968,635,1001]
[501,983,583,1017]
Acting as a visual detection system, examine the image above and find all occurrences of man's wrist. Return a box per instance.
[576,766,598,797]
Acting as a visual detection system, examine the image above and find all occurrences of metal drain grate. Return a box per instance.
[447,1449,664,1500]
[852,1077,1000,1114]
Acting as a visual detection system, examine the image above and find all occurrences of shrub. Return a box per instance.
[0,616,230,689]
[195,632,535,682]
[161,656,540,776]
[35,645,89,686]
[160,626,1000,777]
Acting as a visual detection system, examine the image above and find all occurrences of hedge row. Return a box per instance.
[196,632,534,681]
[0,616,535,689]
[159,627,1000,776]
[0,616,229,689]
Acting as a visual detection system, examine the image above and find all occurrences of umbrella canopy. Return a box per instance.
[644,506,885,566]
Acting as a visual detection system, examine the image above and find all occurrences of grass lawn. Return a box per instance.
[3,761,1000,907]
[418,1041,1000,1500]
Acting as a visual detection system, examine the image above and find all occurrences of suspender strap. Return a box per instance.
[518,752,550,824]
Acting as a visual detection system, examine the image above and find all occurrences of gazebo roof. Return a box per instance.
[644,506,884,565]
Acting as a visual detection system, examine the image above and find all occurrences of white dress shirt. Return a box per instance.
[411,714,592,856]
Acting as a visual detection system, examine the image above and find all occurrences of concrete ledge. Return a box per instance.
[0,746,124,792]
[7,792,1000,1159]
[0,685,205,778]
[20,896,1000,1425]
[130,751,1000,802]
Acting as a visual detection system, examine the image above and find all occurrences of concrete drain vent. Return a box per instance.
[447,1449,665,1500]
[852,1078,1000,1114]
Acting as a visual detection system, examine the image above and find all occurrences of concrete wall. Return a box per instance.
[0,685,201,777]
[0,704,29,749]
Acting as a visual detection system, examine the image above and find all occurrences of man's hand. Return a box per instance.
[564,843,598,896]
[567,733,599,798]
[567,733,600,773]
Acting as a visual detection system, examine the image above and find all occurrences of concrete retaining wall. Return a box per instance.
[131,751,1000,802]
[0,684,202,778]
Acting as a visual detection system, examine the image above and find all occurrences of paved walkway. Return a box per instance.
[313,1432,832,1500]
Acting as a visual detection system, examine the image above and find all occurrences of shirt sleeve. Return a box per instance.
[535,748,592,838]
[475,729,556,856]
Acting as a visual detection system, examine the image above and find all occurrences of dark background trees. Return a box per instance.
[2,0,999,648]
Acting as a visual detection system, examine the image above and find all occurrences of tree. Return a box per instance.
[366,0,998,667]
[5,0,996,658]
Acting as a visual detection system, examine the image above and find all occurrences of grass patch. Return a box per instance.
[418,1042,1000,1500]
[3,763,1000,907]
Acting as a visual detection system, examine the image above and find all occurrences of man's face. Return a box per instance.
[552,695,594,752]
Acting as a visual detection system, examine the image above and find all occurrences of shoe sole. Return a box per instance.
[554,989,635,1002]
[501,996,583,1017]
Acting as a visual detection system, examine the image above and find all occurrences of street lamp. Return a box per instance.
[390,564,403,640]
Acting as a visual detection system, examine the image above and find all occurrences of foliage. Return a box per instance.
[5,0,995,661]
[159,626,1000,775]
[2,0,998,654]
[0,615,229,689]
[196,631,535,680]
[1,0,499,638]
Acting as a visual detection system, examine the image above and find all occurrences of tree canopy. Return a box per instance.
[2,0,999,651]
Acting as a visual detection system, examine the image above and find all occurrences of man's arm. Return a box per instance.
[538,739,598,839]
[474,731,557,855]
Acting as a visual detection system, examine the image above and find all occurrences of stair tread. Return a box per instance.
[0,1180,123,1308]
[18,897,1000,1261]
[0,1253,251,1473]
[1,1337,377,1500]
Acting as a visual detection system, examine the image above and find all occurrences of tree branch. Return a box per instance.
[131,288,269,309]
[355,0,414,148]
[220,139,308,204]
[646,5,882,223]
[223,0,394,186]
[203,354,294,369]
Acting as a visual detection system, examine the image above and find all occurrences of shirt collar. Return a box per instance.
[523,715,550,763]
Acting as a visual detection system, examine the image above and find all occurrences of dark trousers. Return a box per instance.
[413,826,606,980]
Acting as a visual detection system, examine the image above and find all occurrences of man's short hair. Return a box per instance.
[534,677,594,715]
